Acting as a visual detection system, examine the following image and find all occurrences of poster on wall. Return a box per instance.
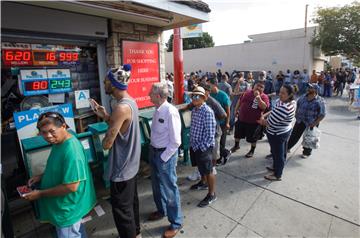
[13,103,76,141]
[122,41,160,108]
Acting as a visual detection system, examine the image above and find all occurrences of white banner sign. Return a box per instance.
[181,24,203,38]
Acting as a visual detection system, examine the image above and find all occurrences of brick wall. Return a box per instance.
[106,20,165,81]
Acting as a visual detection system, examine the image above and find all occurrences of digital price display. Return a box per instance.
[58,51,80,66]
[24,80,49,91]
[20,69,73,96]
[32,50,58,66]
[47,69,72,94]
[20,69,49,96]
[2,49,33,66]
[49,79,72,90]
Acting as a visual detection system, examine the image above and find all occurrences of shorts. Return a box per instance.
[234,120,259,143]
[190,147,213,176]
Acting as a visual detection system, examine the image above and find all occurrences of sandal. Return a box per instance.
[264,174,281,181]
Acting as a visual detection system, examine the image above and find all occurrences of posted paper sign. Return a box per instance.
[122,41,160,108]
[75,90,90,109]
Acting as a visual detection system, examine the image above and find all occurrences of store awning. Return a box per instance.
[22,1,210,30]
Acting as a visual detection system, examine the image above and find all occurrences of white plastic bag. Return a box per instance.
[302,127,321,149]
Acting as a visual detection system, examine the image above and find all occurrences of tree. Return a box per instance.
[312,2,360,65]
[166,32,215,52]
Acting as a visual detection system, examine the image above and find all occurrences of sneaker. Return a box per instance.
[198,193,217,207]
[187,170,201,181]
[190,181,208,190]
[245,150,254,158]
[265,154,272,159]
[223,150,232,165]
[230,145,240,153]
[301,154,310,159]
[216,157,223,166]
[212,167,217,175]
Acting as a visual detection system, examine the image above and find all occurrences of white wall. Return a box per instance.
[165,28,324,74]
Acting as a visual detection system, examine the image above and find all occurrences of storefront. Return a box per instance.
[1,1,210,223]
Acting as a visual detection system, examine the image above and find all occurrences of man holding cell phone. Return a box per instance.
[24,111,96,238]
[89,64,142,238]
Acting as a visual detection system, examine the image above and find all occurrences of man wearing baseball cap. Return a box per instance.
[90,64,142,238]
[287,83,326,158]
[189,86,218,207]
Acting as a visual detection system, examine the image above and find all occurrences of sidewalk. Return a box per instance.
[12,97,360,238]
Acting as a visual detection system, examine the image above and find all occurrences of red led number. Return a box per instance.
[59,52,79,61]
[31,81,48,90]
[46,52,56,61]
[4,50,31,61]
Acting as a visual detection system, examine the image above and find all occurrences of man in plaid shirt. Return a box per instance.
[287,83,326,158]
[189,86,217,207]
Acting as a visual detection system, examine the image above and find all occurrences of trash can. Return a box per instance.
[178,108,192,165]
[139,108,156,162]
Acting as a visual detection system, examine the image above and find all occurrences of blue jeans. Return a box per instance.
[150,147,183,229]
[267,130,291,178]
[56,220,87,238]
[323,84,332,97]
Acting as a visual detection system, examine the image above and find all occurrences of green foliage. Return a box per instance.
[166,32,215,52]
[312,2,360,64]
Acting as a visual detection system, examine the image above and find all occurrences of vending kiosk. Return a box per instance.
[178,107,192,164]
[21,131,97,178]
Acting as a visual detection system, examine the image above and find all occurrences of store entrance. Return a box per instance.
[1,41,102,199]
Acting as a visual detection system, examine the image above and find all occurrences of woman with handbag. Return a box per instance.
[257,85,296,181]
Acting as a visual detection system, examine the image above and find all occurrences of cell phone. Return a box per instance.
[17,185,33,197]
[88,98,97,111]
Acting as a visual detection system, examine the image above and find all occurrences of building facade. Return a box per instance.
[165,27,326,74]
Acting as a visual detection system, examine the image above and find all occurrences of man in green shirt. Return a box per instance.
[23,112,96,238]
[208,77,232,165]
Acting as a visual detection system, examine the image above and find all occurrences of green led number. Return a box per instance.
[64,79,71,88]
[50,79,71,89]
[50,80,57,89]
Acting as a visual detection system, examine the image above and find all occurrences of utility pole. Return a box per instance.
[305,4,309,36]
[303,4,309,71]
[173,28,184,104]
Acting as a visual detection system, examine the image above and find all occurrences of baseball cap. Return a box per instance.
[307,83,320,91]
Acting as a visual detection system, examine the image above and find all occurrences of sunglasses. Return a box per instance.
[191,94,201,100]
[37,112,66,128]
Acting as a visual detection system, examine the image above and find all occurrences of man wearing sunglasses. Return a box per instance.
[24,112,96,238]
[189,86,217,207]
[89,65,141,238]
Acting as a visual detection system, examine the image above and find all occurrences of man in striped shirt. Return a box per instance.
[189,86,217,208]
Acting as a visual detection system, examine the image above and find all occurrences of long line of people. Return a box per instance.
[22,65,356,238]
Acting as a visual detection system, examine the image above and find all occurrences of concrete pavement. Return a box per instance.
[12,97,360,238]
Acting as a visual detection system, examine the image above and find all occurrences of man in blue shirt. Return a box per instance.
[287,83,326,158]
[207,78,232,165]
[189,86,217,208]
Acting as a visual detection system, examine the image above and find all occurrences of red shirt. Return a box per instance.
[238,90,269,124]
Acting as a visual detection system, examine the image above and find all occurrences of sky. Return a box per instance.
[163,0,356,46]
